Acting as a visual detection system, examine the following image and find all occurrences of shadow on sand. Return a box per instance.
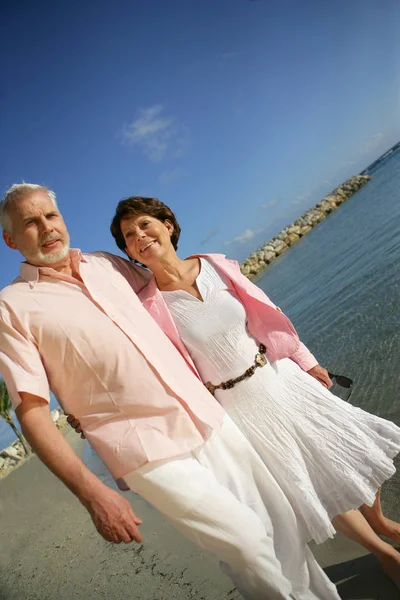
[325,552,399,600]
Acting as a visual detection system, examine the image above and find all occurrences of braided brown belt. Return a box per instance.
[204,343,267,396]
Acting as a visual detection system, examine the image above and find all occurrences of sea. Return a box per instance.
[1,151,400,456]
[253,148,400,511]
[255,150,400,425]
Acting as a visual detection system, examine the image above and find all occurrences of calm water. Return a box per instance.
[1,153,399,450]
[255,150,400,425]
[253,150,400,513]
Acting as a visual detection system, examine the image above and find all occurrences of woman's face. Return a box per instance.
[120,213,174,264]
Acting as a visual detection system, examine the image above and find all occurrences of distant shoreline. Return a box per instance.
[240,174,371,279]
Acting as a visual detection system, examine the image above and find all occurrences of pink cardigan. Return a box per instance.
[139,253,318,377]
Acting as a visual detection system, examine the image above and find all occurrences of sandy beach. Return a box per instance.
[0,427,399,600]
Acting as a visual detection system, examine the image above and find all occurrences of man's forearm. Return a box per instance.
[16,393,143,544]
[17,394,104,506]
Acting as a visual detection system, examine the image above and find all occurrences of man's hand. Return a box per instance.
[16,393,142,544]
[83,485,143,544]
[66,414,86,439]
[307,365,333,388]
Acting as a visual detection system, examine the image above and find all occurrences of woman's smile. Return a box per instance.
[139,240,156,254]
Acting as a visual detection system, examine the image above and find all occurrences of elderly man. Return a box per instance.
[0,183,340,600]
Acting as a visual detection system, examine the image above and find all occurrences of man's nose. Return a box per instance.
[40,217,54,234]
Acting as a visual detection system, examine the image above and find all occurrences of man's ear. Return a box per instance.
[2,230,18,250]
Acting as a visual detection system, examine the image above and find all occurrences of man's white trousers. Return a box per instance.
[124,415,339,600]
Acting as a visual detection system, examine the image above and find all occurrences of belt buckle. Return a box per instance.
[255,352,267,367]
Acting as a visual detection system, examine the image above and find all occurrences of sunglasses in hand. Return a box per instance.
[328,372,354,401]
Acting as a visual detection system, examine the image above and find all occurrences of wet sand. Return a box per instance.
[0,428,399,600]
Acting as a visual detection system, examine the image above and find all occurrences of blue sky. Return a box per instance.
[1,0,400,291]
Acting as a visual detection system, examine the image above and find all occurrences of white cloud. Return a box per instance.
[159,167,185,185]
[260,199,278,209]
[122,105,190,162]
[224,228,261,246]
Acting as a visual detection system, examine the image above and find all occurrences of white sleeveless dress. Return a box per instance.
[161,258,400,544]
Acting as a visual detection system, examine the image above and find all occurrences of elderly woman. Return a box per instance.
[74,195,400,585]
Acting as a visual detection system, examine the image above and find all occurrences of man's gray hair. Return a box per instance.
[0,183,57,232]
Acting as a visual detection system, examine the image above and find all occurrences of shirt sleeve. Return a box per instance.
[0,308,50,409]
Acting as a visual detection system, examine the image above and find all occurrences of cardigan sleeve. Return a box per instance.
[288,341,318,371]
[229,261,319,370]
[211,255,319,371]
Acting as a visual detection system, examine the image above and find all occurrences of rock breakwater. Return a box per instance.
[240,174,371,278]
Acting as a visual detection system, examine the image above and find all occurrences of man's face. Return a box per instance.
[3,191,70,266]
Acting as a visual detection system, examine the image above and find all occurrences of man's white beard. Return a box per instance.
[24,237,71,265]
[35,241,71,264]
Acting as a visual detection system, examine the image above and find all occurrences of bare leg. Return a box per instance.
[332,509,400,585]
[360,488,400,544]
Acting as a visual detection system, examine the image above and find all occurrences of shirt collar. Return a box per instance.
[20,249,87,288]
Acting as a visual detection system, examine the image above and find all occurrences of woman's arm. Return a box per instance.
[225,258,332,386]
[288,340,318,371]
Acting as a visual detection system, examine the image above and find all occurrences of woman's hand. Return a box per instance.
[66,414,86,439]
[307,365,333,388]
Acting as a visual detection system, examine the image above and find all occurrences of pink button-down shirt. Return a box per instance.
[0,250,223,478]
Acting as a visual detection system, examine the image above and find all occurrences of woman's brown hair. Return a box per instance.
[110,196,181,255]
